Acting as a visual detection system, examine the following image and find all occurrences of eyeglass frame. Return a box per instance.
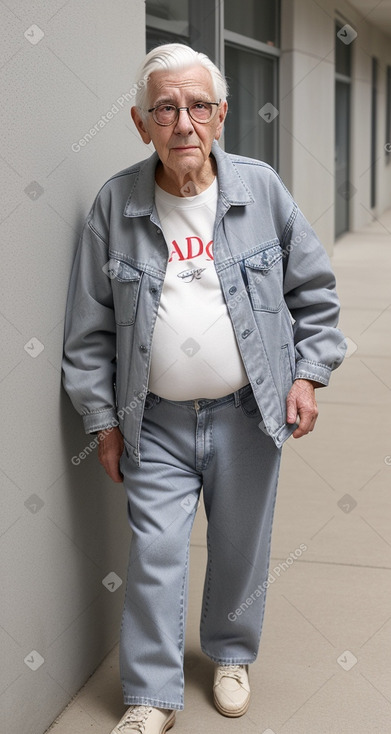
[147,100,221,126]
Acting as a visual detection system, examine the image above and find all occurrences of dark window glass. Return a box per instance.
[224,44,278,167]
[224,0,279,46]
[371,57,377,207]
[386,66,391,160]
[146,28,189,52]
[335,21,351,77]
[146,0,188,24]
[146,0,189,50]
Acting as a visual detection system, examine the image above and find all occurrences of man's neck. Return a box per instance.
[155,156,217,197]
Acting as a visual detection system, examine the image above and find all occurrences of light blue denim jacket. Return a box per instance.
[62,142,345,464]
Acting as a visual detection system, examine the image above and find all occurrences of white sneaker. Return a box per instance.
[213,664,250,717]
[111,705,176,734]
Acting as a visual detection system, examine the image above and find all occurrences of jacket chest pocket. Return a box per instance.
[243,243,283,313]
[108,258,142,326]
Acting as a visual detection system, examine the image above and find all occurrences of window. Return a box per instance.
[224,45,278,165]
[371,57,378,208]
[224,0,279,46]
[335,20,352,238]
[146,0,190,51]
[386,66,391,163]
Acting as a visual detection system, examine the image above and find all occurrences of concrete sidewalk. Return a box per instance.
[47,212,391,734]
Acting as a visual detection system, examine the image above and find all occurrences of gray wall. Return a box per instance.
[0,3,146,733]
[280,0,391,252]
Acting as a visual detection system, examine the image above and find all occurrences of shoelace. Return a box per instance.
[218,664,245,683]
[118,706,153,733]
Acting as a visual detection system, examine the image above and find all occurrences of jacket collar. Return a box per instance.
[123,141,254,217]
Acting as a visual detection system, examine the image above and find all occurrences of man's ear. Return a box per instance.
[214,101,228,141]
[131,107,152,144]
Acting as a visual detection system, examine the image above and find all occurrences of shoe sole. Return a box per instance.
[213,695,250,718]
[163,711,176,732]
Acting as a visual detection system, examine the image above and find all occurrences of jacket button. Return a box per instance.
[139,345,148,353]
[242,329,250,338]
[229,286,237,295]
[256,377,262,385]
[156,228,161,235]
[150,287,157,294]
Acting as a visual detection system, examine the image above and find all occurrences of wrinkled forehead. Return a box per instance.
[146,65,215,106]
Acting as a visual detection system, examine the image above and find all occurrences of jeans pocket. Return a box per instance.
[240,390,260,418]
[143,392,161,411]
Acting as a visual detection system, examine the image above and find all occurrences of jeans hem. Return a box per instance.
[123,695,184,710]
[201,647,256,665]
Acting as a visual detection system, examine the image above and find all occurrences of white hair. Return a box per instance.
[134,43,228,115]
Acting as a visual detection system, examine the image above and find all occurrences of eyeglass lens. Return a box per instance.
[153,102,215,124]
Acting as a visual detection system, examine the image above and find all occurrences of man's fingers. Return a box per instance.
[97,427,124,482]
[286,379,319,438]
[104,456,123,482]
[292,411,317,438]
[100,454,123,482]
[286,397,298,424]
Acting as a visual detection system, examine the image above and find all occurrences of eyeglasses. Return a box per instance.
[147,101,221,126]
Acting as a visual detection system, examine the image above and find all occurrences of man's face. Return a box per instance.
[131,65,227,189]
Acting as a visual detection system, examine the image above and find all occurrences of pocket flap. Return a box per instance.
[245,244,282,270]
[108,259,141,282]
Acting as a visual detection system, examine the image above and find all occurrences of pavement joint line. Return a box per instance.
[280,673,336,727]
[359,672,391,706]
[358,468,383,492]
[281,594,336,647]
[359,613,391,649]
[285,443,337,493]
[359,516,391,549]
[310,514,335,540]
[359,303,391,336]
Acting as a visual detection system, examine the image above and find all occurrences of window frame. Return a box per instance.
[386,65,391,164]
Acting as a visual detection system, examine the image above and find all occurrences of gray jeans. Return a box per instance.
[119,385,282,710]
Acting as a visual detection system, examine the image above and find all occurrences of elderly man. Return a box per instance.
[62,43,345,734]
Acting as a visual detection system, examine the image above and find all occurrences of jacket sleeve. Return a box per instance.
[270,173,346,385]
[62,204,119,434]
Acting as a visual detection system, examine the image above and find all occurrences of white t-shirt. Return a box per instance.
[148,178,248,400]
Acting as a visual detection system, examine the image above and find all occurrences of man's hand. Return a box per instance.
[286,379,320,438]
[97,426,124,482]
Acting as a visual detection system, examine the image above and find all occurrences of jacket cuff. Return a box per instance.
[82,408,119,434]
[294,359,331,386]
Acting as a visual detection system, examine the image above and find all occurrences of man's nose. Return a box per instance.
[173,108,194,134]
